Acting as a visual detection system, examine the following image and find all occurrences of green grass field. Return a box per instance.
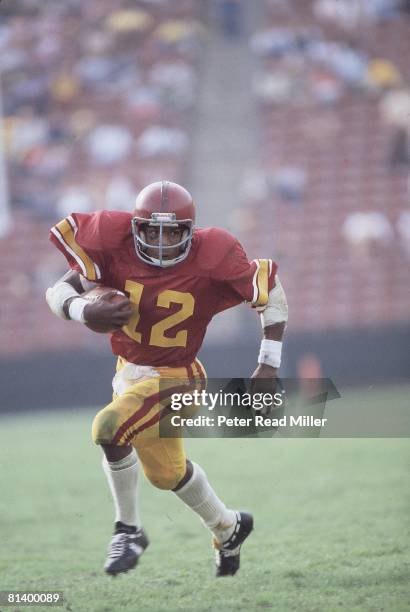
[0,386,409,612]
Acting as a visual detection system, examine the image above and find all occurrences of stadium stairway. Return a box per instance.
[186,1,268,345]
[188,0,262,229]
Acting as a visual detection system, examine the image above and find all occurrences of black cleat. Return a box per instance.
[214,511,253,577]
[104,522,149,576]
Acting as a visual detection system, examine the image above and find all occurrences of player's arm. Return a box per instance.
[45,270,132,329]
[208,229,287,378]
[47,212,132,328]
[251,275,288,380]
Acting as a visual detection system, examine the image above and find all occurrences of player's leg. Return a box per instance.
[101,444,139,528]
[172,459,236,542]
[174,459,253,576]
[91,372,197,575]
[135,432,253,576]
[91,382,161,575]
[100,443,148,575]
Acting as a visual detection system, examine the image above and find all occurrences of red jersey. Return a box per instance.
[50,211,277,367]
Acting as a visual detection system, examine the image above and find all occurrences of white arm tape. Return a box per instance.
[259,275,288,328]
[45,282,81,320]
[258,339,282,368]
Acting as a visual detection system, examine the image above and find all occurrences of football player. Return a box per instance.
[46,181,288,577]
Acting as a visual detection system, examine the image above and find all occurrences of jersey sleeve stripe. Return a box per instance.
[52,218,101,281]
[67,216,102,280]
[251,259,260,305]
[193,358,207,387]
[50,226,88,277]
[252,258,270,307]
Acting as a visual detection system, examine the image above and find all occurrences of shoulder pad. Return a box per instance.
[193,227,239,271]
[94,210,133,251]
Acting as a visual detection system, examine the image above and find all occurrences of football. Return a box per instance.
[82,286,130,333]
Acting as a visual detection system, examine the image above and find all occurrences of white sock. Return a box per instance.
[174,462,236,544]
[102,448,140,528]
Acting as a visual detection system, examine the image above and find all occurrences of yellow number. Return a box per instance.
[122,280,144,342]
[122,282,194,348]
[150,289,195,348]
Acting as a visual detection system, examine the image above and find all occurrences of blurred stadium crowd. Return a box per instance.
[0,0,409,355]
[238,0,410,331]
[2,0,205,216]
[0,0,206,353]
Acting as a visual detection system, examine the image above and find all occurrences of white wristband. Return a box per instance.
[68,297,89,323]
[258,339,282,368]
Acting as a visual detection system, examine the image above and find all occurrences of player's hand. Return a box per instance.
[251,363,277,380]
[250,364,278,416]
[83,291,133,330]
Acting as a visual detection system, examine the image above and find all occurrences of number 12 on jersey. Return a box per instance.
[122,280,195,348]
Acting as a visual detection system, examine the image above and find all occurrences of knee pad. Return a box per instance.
[92,409,121,445]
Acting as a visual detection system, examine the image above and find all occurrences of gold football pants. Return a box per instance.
[92,358,206,490]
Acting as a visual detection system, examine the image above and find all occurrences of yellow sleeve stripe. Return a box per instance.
[51,216,101,281]
[251,258,270,307]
